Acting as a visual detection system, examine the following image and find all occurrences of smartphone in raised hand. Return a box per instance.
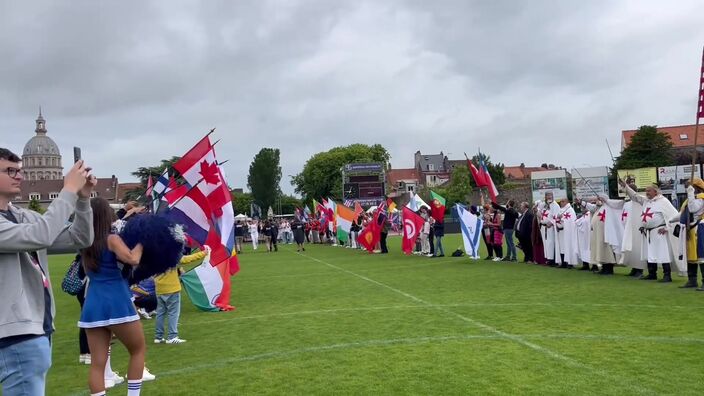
[73,147,82,163]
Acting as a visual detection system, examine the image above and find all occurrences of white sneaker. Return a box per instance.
[166,337,187,344]
[137,308,152,320]
[492,257,502,262]
[79,354,91,365]
[154,338,165,344]
[105,371,124,388]
[142,367,156,382]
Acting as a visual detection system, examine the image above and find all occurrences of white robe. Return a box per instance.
[558,204,579,265]
[575,212,591,264]
[625,186,681,270]
[621,200,646,270]
[589,204,617,265]
[541,201,562,263]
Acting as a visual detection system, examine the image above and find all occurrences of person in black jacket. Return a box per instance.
[515,202,534,263]
[492,200,519,261]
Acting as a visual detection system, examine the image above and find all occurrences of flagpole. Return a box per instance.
[168,177,205,209]
[691,45,704,180]
[572,166,602,200]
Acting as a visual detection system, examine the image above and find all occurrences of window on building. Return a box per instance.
[90,192,98,198]
[29,193,41,201]
[680,134,689,140]
[428,164,434,171]
[49,192,59,200]
[407,185,414,192]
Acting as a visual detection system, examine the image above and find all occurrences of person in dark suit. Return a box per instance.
[515,202,534,263]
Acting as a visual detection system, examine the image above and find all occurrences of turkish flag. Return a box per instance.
[402,207,425,255]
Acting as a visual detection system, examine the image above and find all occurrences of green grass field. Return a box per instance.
[44,234,702,396]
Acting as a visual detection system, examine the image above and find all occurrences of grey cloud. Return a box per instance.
[1,0,702,194]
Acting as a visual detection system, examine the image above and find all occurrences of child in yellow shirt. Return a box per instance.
[153,246,209,344]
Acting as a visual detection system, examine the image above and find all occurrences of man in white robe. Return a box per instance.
[575,208,592,270]
[540,192,562,267]
[556,198,578,268]
[584,199,617,275]
[597,191,647,278]
[621,180,680,282]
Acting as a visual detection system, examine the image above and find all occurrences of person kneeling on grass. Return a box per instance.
[153,245,210,345]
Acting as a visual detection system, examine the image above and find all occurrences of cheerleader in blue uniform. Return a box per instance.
[78,198,145,396]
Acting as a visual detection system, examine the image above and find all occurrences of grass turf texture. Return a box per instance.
[45,234,702,396]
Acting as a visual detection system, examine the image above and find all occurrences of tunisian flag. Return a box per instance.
[402,207,425,255]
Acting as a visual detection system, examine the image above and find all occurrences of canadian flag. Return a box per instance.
[173,136,238,274]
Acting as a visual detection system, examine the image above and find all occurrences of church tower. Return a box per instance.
[22,108,63,180]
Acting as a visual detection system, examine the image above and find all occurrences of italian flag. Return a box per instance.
[181,253,234,312]
[335,204,356,242]
[430,190,446,223]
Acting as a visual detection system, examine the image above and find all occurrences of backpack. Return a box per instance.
[61,254,86,296]
[451,249,464,257]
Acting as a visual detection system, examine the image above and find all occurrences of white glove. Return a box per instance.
[687,185,695,201]
[203,245,212,254]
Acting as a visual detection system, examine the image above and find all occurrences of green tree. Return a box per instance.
[248,148,282,211]
[124,156,182,203]
[615,125,674,169]
[292,144,390,203]
[28,198,45,214]
[443,165,473,207]
[279,194,303,215]
[232,191,253,216]
[469,153,505,187]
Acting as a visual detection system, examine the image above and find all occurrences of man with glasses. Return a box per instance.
[0,148,95,395]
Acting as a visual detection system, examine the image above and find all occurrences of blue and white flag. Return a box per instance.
[456,203,483,258]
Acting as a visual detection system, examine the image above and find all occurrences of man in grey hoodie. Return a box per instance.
[0,148,95,396]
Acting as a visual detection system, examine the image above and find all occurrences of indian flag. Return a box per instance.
[336,204,356,242]
[181,253,231,312]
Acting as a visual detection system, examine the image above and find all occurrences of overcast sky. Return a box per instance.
[2,1,702,194]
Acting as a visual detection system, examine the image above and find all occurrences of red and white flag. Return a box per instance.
[173,136,238,274]
[402,207,425,255]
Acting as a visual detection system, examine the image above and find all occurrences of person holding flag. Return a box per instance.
[402,206,425,255]
[492,200,519,262]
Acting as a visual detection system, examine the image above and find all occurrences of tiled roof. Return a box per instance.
[621,124,703,150]
[387,168,419,186]
[504,166,544,180]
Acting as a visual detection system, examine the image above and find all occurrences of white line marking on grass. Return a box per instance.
[294,251,658,395]
[65,332,701,396]
[52,301,700,347]
[524,334,704,344]
[151,334,507,375]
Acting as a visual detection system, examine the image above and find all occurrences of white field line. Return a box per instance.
[293,251,658,395]
[53,301,700,347]
[66,331,704,396]
[237,259,452,281]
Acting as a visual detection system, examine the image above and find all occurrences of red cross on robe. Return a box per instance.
[621,211,628,222]
[641,207,654,223]
[598,209,606,222]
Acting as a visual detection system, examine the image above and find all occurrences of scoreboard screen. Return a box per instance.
[342,163,386,204]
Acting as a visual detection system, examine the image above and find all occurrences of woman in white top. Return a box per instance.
[248,220,259,250]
